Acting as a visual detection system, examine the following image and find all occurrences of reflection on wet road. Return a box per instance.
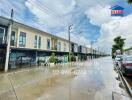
[0,57,131,100]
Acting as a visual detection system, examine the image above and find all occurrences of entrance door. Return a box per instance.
[0,27,5,44]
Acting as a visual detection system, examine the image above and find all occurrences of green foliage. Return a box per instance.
[112,36,125,58]
[49,52,56,63]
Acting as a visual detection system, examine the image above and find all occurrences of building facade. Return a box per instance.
[0,16,105,71]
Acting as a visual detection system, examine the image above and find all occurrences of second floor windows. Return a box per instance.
[34,35,41,49]
[64,43,67,52]
[58,41,61,51]
[47,39,50,49]
[0,27,5,44]
[10,31,15,46]
[19,32,26,47]
[34,35,38,48]
[38,36,41,49]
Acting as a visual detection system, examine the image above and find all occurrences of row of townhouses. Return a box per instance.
[0,16,105,71]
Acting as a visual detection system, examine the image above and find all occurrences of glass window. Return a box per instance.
[10,31,15,46]
[19,32,26,47]
[0,27,5,44]
[38,36,41,49]
[58,42,61,51]
[64,43,66,51]
[34,35,38,48]
[47,39,50,49]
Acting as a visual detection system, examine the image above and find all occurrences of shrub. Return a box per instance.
[49,53,56,63]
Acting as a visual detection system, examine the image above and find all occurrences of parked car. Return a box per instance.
[115,55,123,66]
[120,55,132,76]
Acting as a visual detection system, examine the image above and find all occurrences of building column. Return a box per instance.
[5,24,12,72]
[35,51,38,65]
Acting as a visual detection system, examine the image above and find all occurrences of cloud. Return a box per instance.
[85,4,112,26]
[96,14,132,53]
[76,0,116,11]
[0,0,26,21]
[25,0,76,28]
[25,0,93,47]
[83,1,132,53]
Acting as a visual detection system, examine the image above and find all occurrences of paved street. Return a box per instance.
[0,57,131,100]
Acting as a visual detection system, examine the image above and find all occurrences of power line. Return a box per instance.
[28,0,68,26]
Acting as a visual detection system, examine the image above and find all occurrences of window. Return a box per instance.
[38,36,41,49]
[34,35,41,49]
[74,45,78,52]
[19,32,26,47]
[34,35,38,48]
[64,43,67,51]
[47,39,50,49]
[58,41,61,51]
[0,27,5,44]
[10,31,15,46]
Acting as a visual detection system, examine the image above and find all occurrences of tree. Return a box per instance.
[112,36,125,58]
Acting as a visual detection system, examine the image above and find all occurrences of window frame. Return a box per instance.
[0,27,5,44]
[19,32,26,47]
[38,36,41,49]
[47,39,50,49]
[58,41,61,51]
[10,31,16,46]
[34,35,38,48]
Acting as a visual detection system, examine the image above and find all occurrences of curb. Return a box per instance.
[115,65,132,98]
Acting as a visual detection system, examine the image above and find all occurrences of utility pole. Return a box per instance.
[68,24,73,100]
[68,24,73,62]
[5,9,14,72]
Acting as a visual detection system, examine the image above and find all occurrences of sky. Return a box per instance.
[0,0,132,53]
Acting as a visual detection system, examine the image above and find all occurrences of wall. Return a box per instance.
[11,24,69,52]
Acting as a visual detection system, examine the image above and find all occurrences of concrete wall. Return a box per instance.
[10,25,69,52]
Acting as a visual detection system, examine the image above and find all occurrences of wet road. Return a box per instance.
[0,57,131,100]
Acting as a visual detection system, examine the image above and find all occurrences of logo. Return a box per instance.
[110,5,124,17]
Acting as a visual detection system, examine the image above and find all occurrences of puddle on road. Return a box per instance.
[15,74,76,100]
[0,57,130,100]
